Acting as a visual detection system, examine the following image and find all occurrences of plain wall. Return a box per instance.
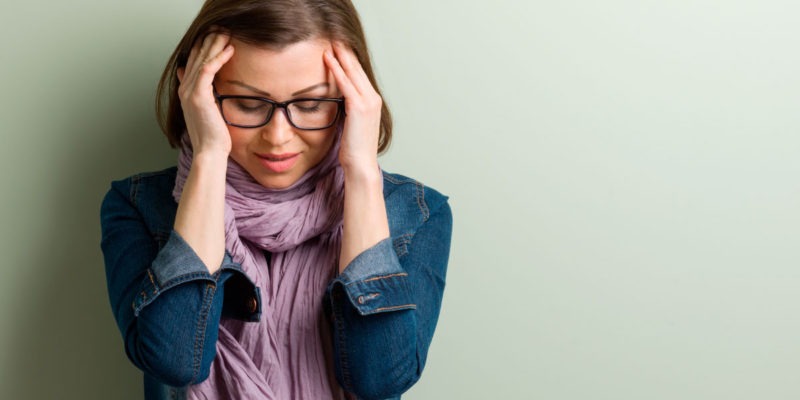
[1,1,798,399]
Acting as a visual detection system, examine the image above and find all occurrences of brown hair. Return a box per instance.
[155,0,392,153]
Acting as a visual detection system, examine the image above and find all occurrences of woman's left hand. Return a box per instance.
[323,42,382,175]
[324,42,390,273]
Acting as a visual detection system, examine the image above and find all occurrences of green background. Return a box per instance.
[1,1,798,399]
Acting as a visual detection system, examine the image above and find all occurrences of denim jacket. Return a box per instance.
[99,166,452,400]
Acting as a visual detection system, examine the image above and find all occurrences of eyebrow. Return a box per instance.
[225,80,329,97]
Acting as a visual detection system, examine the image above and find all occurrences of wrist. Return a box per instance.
[342,160,382,187]
[192,150,230,167]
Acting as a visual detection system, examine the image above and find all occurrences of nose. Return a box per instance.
[260,107,295,146]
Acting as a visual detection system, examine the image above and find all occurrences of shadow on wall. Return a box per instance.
[3,40,177,400]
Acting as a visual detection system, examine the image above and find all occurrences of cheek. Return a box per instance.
[311,131,337,156]
[226,128,259,166]
[227,128,250,151]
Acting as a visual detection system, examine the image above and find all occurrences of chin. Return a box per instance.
[252,172,300,190]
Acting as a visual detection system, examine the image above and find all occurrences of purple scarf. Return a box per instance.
[172,130,348,399]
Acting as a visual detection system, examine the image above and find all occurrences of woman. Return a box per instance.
[100,1,453,399]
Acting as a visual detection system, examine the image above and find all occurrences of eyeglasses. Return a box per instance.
[213,87,344,130]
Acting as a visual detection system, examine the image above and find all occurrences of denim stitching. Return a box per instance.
[332,287,353,389]
[393,234,413,258]
[361,272,408,283]
[130,175,141,207]
[146,269,158,294]
[383,173,411,185]
[383,174,396,184]
[159,272,216,289]
[415,181,429,221]
[374,304,417,312]
[191,283,216,383]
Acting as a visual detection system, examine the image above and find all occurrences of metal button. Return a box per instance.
[357,295,365,304]
[247,297,258,313]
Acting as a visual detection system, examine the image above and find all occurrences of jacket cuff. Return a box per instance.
[132,230,238,316]
[327,237,416,316]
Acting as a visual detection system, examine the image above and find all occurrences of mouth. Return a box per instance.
[255,152,300,173]
[257,152,299,161]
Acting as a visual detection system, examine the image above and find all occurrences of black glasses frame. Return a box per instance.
[213,87,344,130]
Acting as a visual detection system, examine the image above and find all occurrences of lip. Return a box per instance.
[255,152,300,173]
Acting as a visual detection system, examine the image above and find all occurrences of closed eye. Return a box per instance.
[292,100,324,113]
[232,99,269,113]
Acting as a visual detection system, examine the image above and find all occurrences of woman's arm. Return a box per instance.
[325,195,453,400]
[101,31,241,387]
[100,177,240,387]
[338,164,390,272]
[323,41,454,399]
[173,31,236,273]
[173,151,228,274]
[323,41,391,272]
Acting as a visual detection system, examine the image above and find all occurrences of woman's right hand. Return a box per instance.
[177,31,235,157]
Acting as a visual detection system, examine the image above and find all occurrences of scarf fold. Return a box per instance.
[172,130,347,400]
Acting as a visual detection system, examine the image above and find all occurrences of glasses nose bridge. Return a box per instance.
[259,102,295,145]
[267,101,294,127]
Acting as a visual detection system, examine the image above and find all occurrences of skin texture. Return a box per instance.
[173,31,390,273]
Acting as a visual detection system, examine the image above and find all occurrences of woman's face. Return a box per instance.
[214,38,339,189]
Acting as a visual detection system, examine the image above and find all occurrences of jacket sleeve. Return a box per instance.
[100,179,252,387]
[324,198,453,400]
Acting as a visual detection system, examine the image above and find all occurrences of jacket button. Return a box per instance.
[247,297,258,313]
[357,295,365,304]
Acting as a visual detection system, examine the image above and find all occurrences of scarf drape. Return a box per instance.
[172,129,347,400]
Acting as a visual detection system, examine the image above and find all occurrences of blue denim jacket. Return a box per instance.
[100,166,452,400]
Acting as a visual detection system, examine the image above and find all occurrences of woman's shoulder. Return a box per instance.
[380,169,451,226]
[102,166,179,227]
[107,166,178,198]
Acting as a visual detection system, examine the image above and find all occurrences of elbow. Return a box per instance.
[123,279,223,387]
[343,353,422,400]
[133,347,213,387]
[148,363,205,388]
[125,331,215,387]
[347,372,420,400]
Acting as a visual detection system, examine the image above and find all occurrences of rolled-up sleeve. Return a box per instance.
[132,230,220,316]
[327,237,417,315]
[101,180,255,387]
[324,200,453,400]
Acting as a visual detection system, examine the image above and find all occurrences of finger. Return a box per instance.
[185,33,221,87]
[186,33,218,88]
[186,33,231,96]
[185,42,199,70]
[332,42,373,94]
[202,32,232,66]
[180,41,200,87]
[180,40,205,95]
[323,49,359,100]
[194,42,234,92]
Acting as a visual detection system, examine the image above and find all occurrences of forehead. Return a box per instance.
[217,38,334,97]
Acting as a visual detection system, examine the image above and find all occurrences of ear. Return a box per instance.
[177,67,185,83]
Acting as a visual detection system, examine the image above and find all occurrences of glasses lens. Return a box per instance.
[220,98,272,127]
[288,100,339,129]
